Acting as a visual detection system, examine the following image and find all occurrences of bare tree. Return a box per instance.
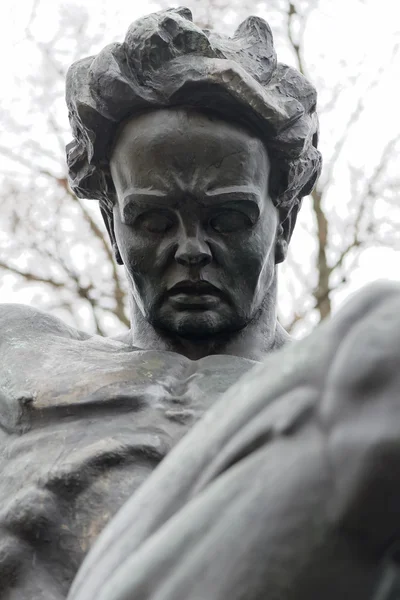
[0,2,129,335]
[280,0,400,334]
[1,0,399,337]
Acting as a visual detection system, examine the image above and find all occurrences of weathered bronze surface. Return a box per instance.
[1,7,398,600]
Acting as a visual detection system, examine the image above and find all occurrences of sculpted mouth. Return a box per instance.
[168,280,222,297]
[167,280,224,309]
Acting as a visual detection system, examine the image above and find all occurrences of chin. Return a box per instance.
[154,309,237,340]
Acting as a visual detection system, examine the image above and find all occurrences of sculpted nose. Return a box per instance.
[174,236,212,267]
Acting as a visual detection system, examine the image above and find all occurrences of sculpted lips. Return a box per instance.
[167,280,225,309]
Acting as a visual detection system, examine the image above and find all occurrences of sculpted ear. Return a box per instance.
[275,204,300,264]
[100,206,123,265]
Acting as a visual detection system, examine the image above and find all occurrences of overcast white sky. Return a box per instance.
[1,0,399,333]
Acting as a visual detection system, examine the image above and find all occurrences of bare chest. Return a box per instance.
[0,332,256,597]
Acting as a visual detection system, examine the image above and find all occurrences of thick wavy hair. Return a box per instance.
[66,6,322,233]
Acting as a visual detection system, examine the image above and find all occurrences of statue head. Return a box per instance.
[65,7,321,348]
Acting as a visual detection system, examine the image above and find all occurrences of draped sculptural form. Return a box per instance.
[0,7,399,600]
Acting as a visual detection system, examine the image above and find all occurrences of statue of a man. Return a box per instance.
[66,6,321,362]
[1,7,399,600]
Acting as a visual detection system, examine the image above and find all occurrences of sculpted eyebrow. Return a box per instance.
[122,193,175,217]
[121,190,261,213]
[205,186,260,201]
[123,190,169,205]
[203,188,261,204]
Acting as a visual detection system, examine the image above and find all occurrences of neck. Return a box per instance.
[124,280,290,361]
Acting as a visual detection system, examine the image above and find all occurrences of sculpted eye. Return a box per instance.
[209,211,253,233]
[137,212,174,234]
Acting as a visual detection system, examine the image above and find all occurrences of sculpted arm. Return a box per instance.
[68,282,400,600]
[0,303,90,343]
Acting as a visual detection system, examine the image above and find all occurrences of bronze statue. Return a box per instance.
[0,7,398,600]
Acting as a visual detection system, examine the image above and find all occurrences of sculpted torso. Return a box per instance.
[0,86,297,600]
[0,304,256,598]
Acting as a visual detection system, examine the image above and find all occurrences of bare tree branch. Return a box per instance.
[330,134,400,274]
[25,0,41,33]
[0,148,129,329]
[310,186,331,319]
[57,178,130,328]
[0,145,57,179]
[287,2,306,76]
[0,261,64,290]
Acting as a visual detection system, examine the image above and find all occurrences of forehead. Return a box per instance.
[110,108,270,194]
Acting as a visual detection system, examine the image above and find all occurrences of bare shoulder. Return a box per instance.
[0,303,92,346]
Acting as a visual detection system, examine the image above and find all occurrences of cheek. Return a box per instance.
[119,239,146,272]
[251,210,278,268]
[228,228,275,278]
[115,222,157,274]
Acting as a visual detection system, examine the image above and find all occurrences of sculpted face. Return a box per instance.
[109,108,285,339]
